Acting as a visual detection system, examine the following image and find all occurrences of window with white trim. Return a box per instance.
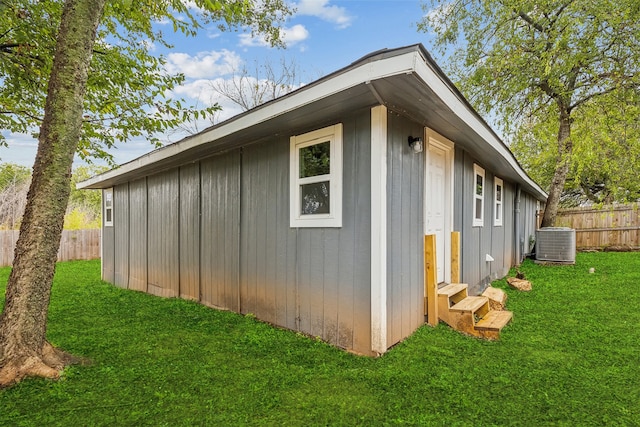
[290,124,343,228]
[473,164,485,227]
[104,188,113,227]
[494,177,503,226]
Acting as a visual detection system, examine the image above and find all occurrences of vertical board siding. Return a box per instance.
[488,176,513,281]
[520,192,538,255]
[349,116,372,353]
[128,178,147,292]
[201,151,240,311]
[240,112,372,354]
[113,183,129,289]
[454,149,529,294]
[479,170,493,288]
[102,189,115,283]
[241,139,296,327]
[501,181,515,275]
[386,113,424,348]
[179,163,200,301]
[102,112,373,354]
[147,170,180,297]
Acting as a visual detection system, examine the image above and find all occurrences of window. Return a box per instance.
[473,164,485,227]
[290,124,343,227]
[104,188,113,227]
[494,177,503,226]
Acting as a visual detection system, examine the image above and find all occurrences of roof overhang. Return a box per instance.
[78,44,547,201]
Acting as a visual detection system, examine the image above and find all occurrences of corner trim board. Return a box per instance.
[371,105,388,354]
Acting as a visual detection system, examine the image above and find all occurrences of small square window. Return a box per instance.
[473,164,484,227]
[290,124,343,228]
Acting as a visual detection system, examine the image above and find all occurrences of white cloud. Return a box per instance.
[424,3,454,35]
[239,24,309,48]
[165,49,243,79]
[170,79,217,105]
[293,0,352,29]
[281,24,310,45]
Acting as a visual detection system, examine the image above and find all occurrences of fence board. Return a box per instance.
[0,229,100,267]
[551,204,640,250]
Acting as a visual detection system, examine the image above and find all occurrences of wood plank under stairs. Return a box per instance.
[437,283,512,340]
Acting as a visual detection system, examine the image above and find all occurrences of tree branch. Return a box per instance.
[570,82,640,111]
[516,10,545,33]
[551,1,575,25]
[0,43,21,53]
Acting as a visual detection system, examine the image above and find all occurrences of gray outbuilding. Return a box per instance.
[79,44,546,355]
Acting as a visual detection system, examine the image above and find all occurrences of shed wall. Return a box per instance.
[179,163,200,301]
[518,191,539,258]
[386,113,425,347]
[147,170,180,297]
[102,110,373,355]
[453,148,538,294]
[240,140,296,328]
[240,112,372,353]
[101,189,115,283]
[201,151,241,311]
[113,183,129,289]
[128,178,147,292]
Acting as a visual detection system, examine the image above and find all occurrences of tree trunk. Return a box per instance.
[541,109,573,227]
[0,0,106,388]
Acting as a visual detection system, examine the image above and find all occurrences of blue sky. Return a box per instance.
[1,0,438,167]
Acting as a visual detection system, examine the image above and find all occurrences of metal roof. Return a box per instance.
[78,44,547,201]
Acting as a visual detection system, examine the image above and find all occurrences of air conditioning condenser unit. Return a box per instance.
[536,227,576,263]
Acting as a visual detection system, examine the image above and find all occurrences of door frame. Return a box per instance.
[424,128,455,284]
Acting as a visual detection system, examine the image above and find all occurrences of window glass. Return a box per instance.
[494,178,504,226]
[475,198,483,220]
[473,164,485,227]
[299,141,330,178]
[476,174,483,196]
[104,188,114,227]
[301,181,330,214]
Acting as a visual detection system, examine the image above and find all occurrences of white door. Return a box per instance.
[424,130,454,283]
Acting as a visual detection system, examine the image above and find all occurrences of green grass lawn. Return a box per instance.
[1,253,639,426]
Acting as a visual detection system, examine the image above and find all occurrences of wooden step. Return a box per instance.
[438,283,467,297]
[475,310,513,331]
[450,296,488,313]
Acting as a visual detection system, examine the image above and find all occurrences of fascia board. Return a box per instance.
[77,51,418,189]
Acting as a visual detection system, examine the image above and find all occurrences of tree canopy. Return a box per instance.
[419,0,640,222]
[0,0,290,163]
[0,0,290,388]
[512,89,640,206]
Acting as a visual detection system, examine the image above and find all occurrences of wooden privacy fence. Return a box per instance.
[0,229,100,267]
[551,204,640,250]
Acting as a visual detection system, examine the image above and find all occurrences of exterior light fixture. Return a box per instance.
[408,136,423,153]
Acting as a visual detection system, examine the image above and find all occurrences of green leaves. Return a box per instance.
[419,0,640,208]
[0,0,291,163]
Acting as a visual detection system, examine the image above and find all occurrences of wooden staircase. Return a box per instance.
[437,283,512,340]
